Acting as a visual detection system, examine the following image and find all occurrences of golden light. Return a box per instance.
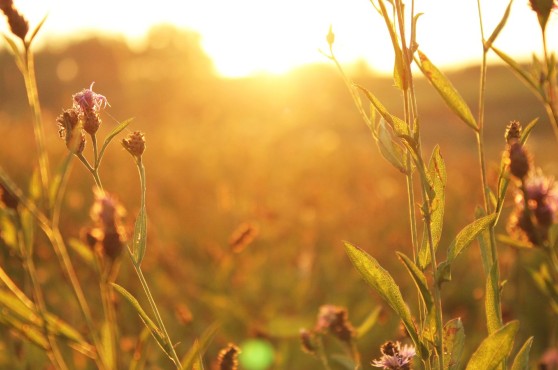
[1,0,557,78]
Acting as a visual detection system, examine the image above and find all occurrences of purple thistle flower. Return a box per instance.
[72,82,110,113]
[371,342,416,370]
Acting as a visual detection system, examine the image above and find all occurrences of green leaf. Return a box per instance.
[511,337,534,370]
[490,46,540,93]
[355,85,409,136]
[68,238,96,268]
[438,214,497,283]
[375,118,408,174]
[132,205,147,265]
[466,320,519,370]
[111,283,171,356]
[484,0,513,51]
[443,318,465,370]
[417,51,477,131]
[475,207,493,275]
[343,242,426,357]
[98,118,134,163]
[419,146,446,268]
[485,264,502,334]
[1,33,24,71]
[377,0,407,90]
[356,306,382,339]
[181,322,220,369]
[396,252,433,311]
[27,13,49,46]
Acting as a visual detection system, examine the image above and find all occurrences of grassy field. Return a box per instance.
[1,25,557,369]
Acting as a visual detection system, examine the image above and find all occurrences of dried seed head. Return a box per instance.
[299,329,317,355]
[82,108,101,135]
[0,183,18,209]
[56,108,85,154]
[505,120,522,144]
[314,304,355,344]
[381,341,400,356]
[529,0,557,31]
[216,343,240,370]
[0,1,29,41]
[507,141,531,180]
[121,131,146,158]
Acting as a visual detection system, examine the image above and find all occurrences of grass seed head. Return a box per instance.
[0,0,29,41]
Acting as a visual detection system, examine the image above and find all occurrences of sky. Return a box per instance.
[1,0,556,78]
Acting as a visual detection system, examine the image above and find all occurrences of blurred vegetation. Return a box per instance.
[0,24,556,368]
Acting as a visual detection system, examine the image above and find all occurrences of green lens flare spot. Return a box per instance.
[238,339,275,370]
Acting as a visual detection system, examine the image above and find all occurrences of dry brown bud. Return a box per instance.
[299,329,317,355]
[83,108,101,135]
[1,2,28,41]
[314,304,355,344]
[505,120,522,144]
[507,142,531,180]
[57,109,85,154]
[122,131,146,158]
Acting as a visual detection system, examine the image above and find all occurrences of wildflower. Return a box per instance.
[315,304,355,344]
[0,183,18,209]
[0,0,28,41]
[216,343,240,370]
[90,189,126,260]
[507,171,558,246]
[121,131,146,159]
[73,82,110,113]
[371,341,416,370]
[299,329,317,355]
[72,82,109,135]
[56,108,85,154]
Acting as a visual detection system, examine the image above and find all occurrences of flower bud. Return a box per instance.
[122,131,146,158]
[505,120,522,144]
[507,141,530,180]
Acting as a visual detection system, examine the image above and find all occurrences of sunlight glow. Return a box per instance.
[1,0,557,78]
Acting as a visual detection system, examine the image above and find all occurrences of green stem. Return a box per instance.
[315,336,333,370]
[22,46,50,211]
[100,274,119,370]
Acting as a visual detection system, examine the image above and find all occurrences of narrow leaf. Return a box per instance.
[376,118,408,174]
[511,337,534,370]
[485,264,502,334]
[1,34,24,71]
[484,0,513,51]
[343,242,426,356]
[417,51,477,130]
[111,283,170,356]
[377,0,407,90]
[490,46,539,93]
[419,146,446,268]
[355,85,409,136]
[356,306,382,338]
[466,320,519,370]
[132,205,147,265]
[28,13,49,45]
[181,322,220,369]
[396,252,433,311]
[475,206,493,275]
[443,318,465,370]
[438,214,497,283]
[98,118,134,162]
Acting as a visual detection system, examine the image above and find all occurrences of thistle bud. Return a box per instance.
[83,108,101,135]
[90,189,126,261]
[314,304,355,344]
[56,109,85,154]
[122,131,146,158]
[507,141,530,180]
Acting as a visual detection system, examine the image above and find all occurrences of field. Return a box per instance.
[1,22,558,370]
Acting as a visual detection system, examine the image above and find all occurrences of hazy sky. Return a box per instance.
[1,0,556,77]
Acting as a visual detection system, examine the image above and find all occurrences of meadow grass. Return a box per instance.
[1,0,558,369]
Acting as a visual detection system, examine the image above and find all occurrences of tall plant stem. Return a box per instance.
[22,47,50,210]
